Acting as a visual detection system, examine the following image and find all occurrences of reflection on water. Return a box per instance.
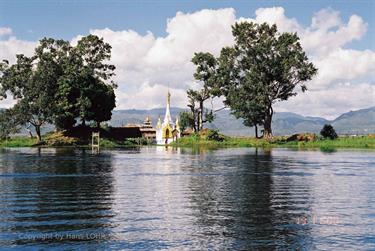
[0,147,374,250]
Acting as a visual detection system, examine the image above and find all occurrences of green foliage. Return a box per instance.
[174,134,375,149]
[0,137,38,147]
[202,22,318,138]
[0,47,63,141]
[0,35,117,139]
[320,124,338,139]
[319,145,337,153]
[0,109,22,139]
[55,35,116,128]
[44,131,80,146]
[187,52,219,132]
[206,129,225,142]
[86,82,116,127]
[179,110,195,131]
[100,139,120,148]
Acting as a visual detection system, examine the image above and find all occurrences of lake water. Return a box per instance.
[0,147,374,250]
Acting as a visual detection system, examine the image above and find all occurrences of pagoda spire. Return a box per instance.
[164,89,172,124]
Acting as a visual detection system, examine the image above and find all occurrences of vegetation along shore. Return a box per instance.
[1,129,374,151]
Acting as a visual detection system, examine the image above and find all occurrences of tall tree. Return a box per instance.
[0,38,69,141]
[53,35,116,130]
[0,35,117,140]
[0,108,22,140]
[72,35,116,127]
[217,22,317,138]
[179,110,195,132]
[188,52,218,132]
[86,80,116,129]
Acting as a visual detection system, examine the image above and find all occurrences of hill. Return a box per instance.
[108,106,374,136]
[12,106,375,137]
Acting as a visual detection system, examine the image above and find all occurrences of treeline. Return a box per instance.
[0,35,116,141]
[180,22,317,139]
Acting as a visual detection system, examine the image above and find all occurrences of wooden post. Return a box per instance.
[92,132,100,154]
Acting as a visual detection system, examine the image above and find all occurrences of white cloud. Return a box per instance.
[116,82,187,110]
[86,8,236,108]
[301,12,367,55]
[0,27,12,36]
[311,8,342,31]
[312,48,375,88]
[253,7,302,32]
[0,7,374,120]
[275,82,375,119]
[0,37,36,64]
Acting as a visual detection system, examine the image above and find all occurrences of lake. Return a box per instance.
[0,147,374,250]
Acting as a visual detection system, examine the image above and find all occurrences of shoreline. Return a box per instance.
[1,135,374,150]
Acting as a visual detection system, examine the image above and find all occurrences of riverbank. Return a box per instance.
[172,134,375,150]
[1,133,374,150]
[0,132,145,148]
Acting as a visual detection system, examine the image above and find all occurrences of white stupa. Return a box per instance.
[156,90,180,145]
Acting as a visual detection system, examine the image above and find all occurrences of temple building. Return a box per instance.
[156,91,180,145]
[139,117,156,141]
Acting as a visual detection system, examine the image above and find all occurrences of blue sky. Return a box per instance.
[0,1,374,118]
[1,0,374,50]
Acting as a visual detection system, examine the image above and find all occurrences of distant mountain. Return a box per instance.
[11,106,375,136]
[108,106,374,136]
[331,107,375,135]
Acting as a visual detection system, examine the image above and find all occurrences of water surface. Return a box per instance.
[0,147,374,250]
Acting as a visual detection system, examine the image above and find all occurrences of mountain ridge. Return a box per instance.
[109,106,375,136]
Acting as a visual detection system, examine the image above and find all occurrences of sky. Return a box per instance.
[0,0,374,119]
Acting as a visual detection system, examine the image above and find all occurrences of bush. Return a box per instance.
[320,124,338,140]
[45,131,80,146]
[206,129,225,142]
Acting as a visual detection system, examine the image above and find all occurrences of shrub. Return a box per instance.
[320,124,338,140]
[320,145,337,153]
[45,131,79,146]
[206,129,225,142]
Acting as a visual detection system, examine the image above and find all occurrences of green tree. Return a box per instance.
[0,38,69,141]
[216,22,317,139]
[179,110,195,131]
[57,35,116,128]
[0,108,22,140]
[188,52,218,132]
[86,80,116,129]
[0,35,117,140]
[320,124,338,140]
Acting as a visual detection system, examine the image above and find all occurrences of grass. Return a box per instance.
[1,133,374,150]
[0,133,143,148]
[172,134,375,150]
[0,137,38,147]
[277,136,375,149]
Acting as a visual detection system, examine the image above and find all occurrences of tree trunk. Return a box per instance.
[263,108,273,140]
[255,124,258,139]
[28,129,33,138]
[82,119,86,126]
[35,125,42,142]
[199,101,204,131]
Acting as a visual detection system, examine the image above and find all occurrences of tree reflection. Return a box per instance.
[187,148,313,249]
[0,148,116,246]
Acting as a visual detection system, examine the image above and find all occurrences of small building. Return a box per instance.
[110,126,142,141]
[140,117,156,141]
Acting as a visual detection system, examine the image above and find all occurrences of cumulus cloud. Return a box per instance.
[86,8,236,109]
[0,37,36,64]
[313,48,375,88]
[0,7,374,119]
[275,82,375,119]
[0,27,12,36]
